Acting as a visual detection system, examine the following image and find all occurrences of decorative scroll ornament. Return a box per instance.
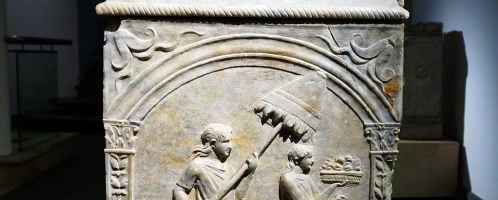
[104,120,140,200]
[317,29,400,82]
[104,27,177,91]
[364,124,400,200]
[317,29,401,105]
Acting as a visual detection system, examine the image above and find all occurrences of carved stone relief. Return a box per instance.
[100,11,404,199]
[364,124,400,200]
[103,23,204,110]
[320,155,364,185]
[103,119,140,199]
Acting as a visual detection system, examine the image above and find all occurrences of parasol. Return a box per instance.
[214,71,327,200]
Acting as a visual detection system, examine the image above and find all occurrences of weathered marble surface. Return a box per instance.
[96,0,409,19]
[99,1,406,199]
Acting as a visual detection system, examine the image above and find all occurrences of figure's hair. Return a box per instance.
[191,123,232,159]
[283,144,313,173]
[200,123,232,145]
[191,144,212,159]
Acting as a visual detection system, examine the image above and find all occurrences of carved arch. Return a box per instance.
[103,33,402,200]
[104,33,399,124]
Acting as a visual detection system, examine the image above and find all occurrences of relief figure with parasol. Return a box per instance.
[174,71,355,200]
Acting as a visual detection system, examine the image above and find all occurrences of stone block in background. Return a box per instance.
[402,23,444,140]
[393,140,459,198]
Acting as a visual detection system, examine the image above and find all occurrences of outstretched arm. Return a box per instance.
[315,182,344,200]
[172,185,190,200]
[234,153,258,199]
[213,127,279,200]
[211,152,259,200]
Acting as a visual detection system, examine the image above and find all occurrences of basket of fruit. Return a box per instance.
[320,155,363,184]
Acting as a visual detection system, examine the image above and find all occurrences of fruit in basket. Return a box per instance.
[320,155,363,185]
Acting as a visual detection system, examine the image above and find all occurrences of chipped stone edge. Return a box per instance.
[95,2,409,20]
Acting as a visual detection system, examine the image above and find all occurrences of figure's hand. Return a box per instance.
[246,152,259,173]
[338,181,348,187]
[335,180,353,187]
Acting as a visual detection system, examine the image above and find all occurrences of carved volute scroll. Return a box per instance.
[98,1,406,199]
[317,28,403,111]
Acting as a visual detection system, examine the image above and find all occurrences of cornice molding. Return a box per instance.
[96,2,409,20]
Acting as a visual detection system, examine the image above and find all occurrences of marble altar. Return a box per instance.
[96,1,408,199]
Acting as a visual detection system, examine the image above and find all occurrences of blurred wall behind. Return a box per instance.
[5,0,79,98]
[411,1,498,199]
[0,0,12,155]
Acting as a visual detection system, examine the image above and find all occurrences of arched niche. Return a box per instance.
[104,33,399,124]
[102,32,401,200]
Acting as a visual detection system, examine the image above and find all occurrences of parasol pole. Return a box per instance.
[213,71,326,200]
[213,124,282,200]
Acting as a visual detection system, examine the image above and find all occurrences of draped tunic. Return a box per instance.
[279,172,319,200]
[176,157,235,200]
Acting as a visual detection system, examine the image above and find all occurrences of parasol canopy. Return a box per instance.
[254,71,327,142]
[214,71,328,200]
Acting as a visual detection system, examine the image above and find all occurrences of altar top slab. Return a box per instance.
[96,0,409,20]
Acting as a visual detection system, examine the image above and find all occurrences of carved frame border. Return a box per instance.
[102,24,403,200]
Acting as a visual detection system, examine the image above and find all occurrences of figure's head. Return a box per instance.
[287,144,314,174]
[200,123,233,162]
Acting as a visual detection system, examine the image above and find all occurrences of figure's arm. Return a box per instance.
[210,153,259,200]
[234,153,258,200]
[314,182,344,200]
[172,164,198,200]
[279,173,309,200]
[172,185,190,200]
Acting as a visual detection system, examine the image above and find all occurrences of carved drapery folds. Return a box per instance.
[104,119,140,200]
[364,124,400,200]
